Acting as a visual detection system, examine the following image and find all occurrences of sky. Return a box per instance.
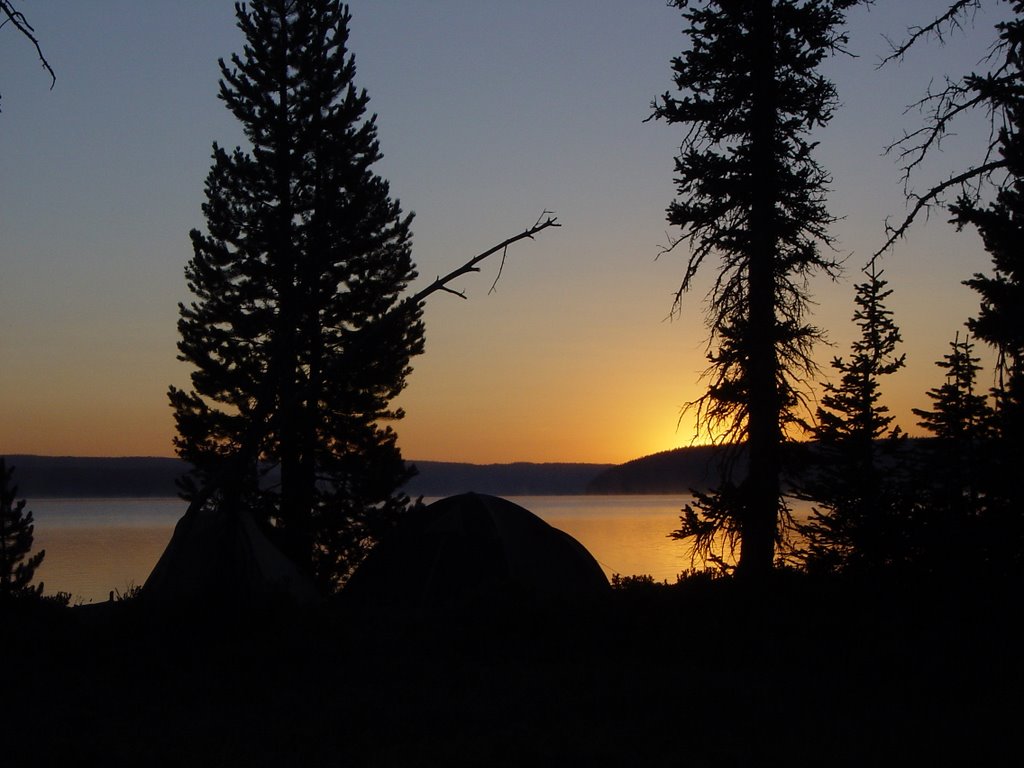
[0,1,1011,465]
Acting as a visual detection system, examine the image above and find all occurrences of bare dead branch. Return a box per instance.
[1,1,56,91]
[181,212,561,509]
[888,82,993,188]
[873,159,1006,258]
[487,245,509,295]
[436,284,468,300]
[879,0,980,66]
[876,4,1021,258]
[407,212,560,306]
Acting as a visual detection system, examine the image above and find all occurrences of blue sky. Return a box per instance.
[0,1,1009,462]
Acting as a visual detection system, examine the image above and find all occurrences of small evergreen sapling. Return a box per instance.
[911,333,991,568]
[795,263,909,573]
[0,458,45,599]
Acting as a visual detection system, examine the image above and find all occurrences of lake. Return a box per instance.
[30,495,736,604]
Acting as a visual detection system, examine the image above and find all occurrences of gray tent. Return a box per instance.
[142,496,318,608]
[343,493,610,616]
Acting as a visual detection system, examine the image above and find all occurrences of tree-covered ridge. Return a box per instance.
[2,456,610,499]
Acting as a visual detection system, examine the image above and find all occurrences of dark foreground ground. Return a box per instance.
[5,574,1021,767]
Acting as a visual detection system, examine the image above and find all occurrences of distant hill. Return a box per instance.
[8,440,929,498]
[586,438,929,494]
[5,456,189,498]
[586,445,729,494]
[3,455,612,498]
[405,461,613,497]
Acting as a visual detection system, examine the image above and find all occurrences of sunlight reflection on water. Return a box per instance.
[32,498,185,604]
[490,495,701,581]
[30,495,811,603]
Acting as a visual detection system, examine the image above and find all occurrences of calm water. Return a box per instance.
[30,495,725,604]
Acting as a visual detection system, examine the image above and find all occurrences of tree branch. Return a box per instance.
[488,245,509,295]
[887,82,993,188]
[876,2,1018,258]
[879,0,980,66]
[180,212,560,502]
[406,211,559,306]
[1,1,56,92]
[873,159,1006,258]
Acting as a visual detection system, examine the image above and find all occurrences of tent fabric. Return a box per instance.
[343,493,610,616]
[142,496,319,607]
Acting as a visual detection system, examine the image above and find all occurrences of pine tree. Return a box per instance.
[952,185,1024,568]
[0,458,45,599]
[913,334,989,466]
[911,333,992,567]
[652,0,856,576]
[795,262,910,573]
[880,3,1024,403]
[876,3,1024,572]
[945,9,1024,564]
[168,0,425,591]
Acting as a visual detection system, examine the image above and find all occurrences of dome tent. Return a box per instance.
[342,493,610,617]
[142,493,319,609]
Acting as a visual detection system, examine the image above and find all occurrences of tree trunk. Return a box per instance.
[271,11,314,577]
[738,0,782,577]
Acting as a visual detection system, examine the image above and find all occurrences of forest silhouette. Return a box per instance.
[3,0,1023,765]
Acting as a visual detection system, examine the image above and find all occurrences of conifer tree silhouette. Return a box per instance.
[947,9,1024,564]
[912,333,991,567]
[796,263,910,573]
[881,3,1024,408]
[169,0,424,590]
[881,2,1024,572]
[0,458,44,599]
[653,0,858,575]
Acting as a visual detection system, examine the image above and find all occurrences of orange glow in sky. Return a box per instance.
[0,2,1008,465]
